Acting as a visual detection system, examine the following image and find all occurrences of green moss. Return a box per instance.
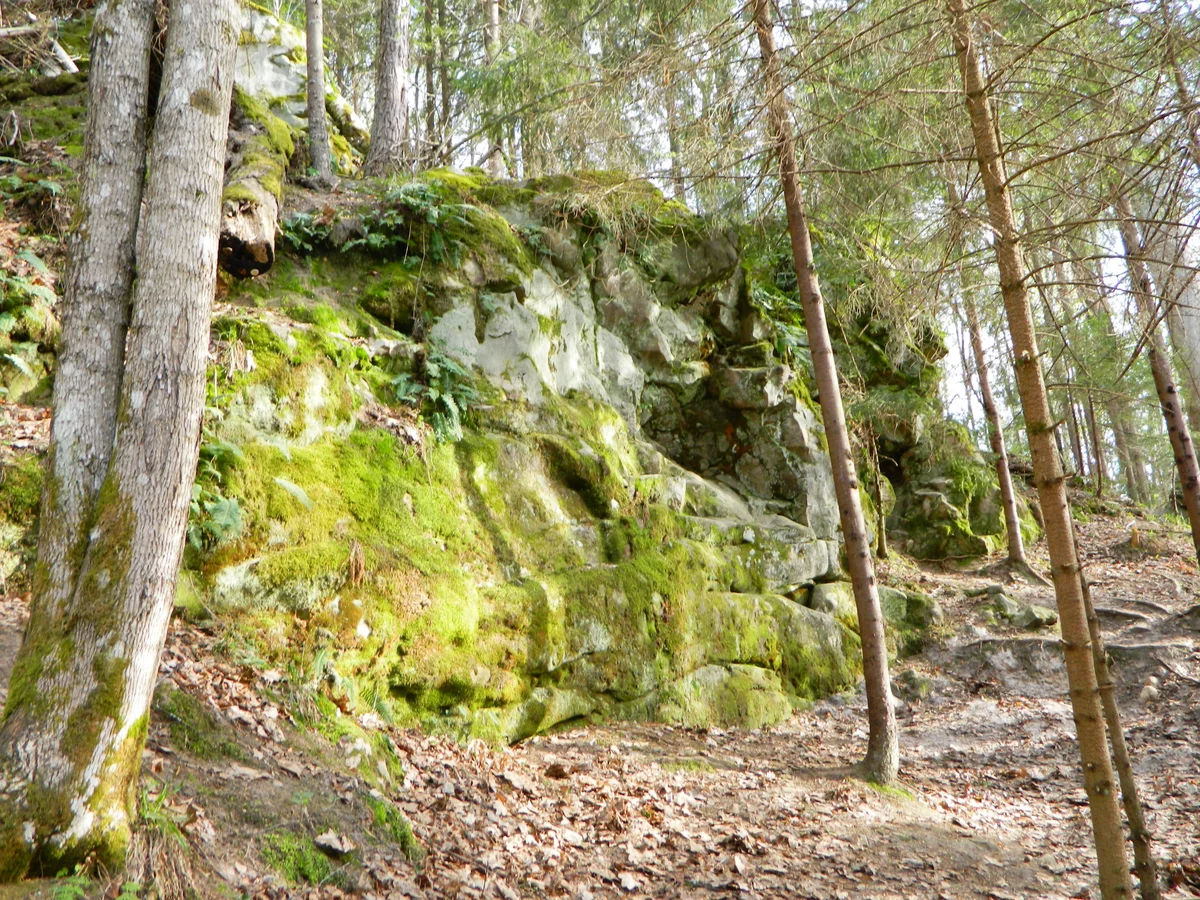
[365,797,424,864]
[233,85,295,159]
[661,758,716,773]
[261,832,333,885]
[153,684,245,760]
[0,455,43,524]
[226,86,294,205]
[358,263,419,330]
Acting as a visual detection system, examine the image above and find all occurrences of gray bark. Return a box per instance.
[306,0,334,182]
[365,0,411,176]
[482,0,505,178]
[30,0,156,640]
[751,0,898,785]
[0,0,238,876]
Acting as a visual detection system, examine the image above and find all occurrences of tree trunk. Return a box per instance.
[23,0,156,684]
[965,291,1027,563]
[220,90,294,279]
[946,1,1133,896]
[423,0,436,165]
[1074,256,1151,503]
[665,72,685,202]
[950,180,1027,564]
[482,0,505,178]
[365,0,410,176]
[1141,218,1200,436]
[437,0,450,162]
[1086,393,1104,498]
[0,0,238,877]
[1071,524,1161,900]
[1114,194,1200,559]
[1163,0,1200,178]
[1107,402,1142,502]
[306,0,334,183]
[751,0,898,785]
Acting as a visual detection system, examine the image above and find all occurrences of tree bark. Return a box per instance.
[365,0,410,176]
[437,0,450,162]
[1114,194,1200,559]
[423,0,436,166]
[306,0,334,182]
[1140,218,1200,436]
[946,1,1133,896]
[751,0,898,785]
[482,0,505,178]
[0,0,238,876]
[1086,393,1104,498]
[949,180,1027,564]
[965,290,1027,563]
[1071,524,1161,900]
[25,0,156,677]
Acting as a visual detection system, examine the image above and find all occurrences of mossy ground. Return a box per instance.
[152,684,244,760]
[260,832,335,886]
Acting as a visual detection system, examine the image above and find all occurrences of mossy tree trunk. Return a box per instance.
[1114,193,1200,559]
[305,0,334,183]
[751,0,898,785]
[0,0,239,878]
[947,1,1133,896]
[220,90,294,279]
[31,0,156,668]
[365,0,410,176]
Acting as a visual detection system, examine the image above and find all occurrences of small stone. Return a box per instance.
[314,830,356,857]
[1014,604,1057,629]
[742,527,756,544]
[993,594,1022,620]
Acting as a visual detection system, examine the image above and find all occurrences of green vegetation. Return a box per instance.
[152,685,245,761]
[365,798,424,864]
[261,832,334,885]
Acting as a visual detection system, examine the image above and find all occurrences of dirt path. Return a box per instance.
[0,509,1198,899]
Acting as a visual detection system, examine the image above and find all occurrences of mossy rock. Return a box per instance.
[659,664,792,730]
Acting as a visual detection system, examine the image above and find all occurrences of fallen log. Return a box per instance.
[219,86,294,278]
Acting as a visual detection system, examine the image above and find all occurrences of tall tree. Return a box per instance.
[481,0,505,177]
[946,0,1133,896]
[0,0,239,876]
[752,0,898,785]
[948,180,1028,567]
[306,0,335,183]
[1115,192,1200,559]
[365,0,411,175]
[29,0,155,692]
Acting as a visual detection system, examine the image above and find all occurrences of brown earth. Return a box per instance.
[0,486,1198,900]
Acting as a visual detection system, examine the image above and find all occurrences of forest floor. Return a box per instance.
[1,403,1199,900]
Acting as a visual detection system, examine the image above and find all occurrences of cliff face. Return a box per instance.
[0,8,1025,740]
[190,170,865,741]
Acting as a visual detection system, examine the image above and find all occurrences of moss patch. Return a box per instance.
[261,832,333,885]
[153,684,245,760]
[0,454,43,524]
[365,797,424,864]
